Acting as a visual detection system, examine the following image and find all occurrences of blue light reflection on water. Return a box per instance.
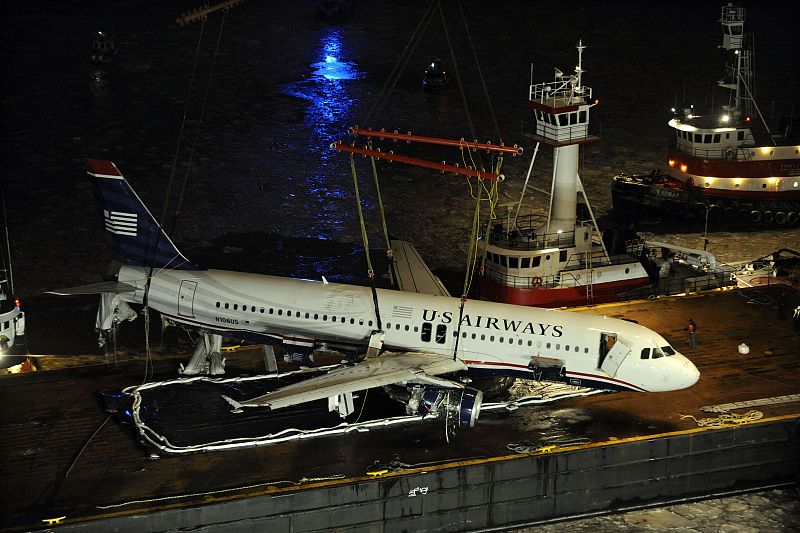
[283,27,368,242]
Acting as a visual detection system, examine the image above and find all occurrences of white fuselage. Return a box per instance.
[118,265,699,393]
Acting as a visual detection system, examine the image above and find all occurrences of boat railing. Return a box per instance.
[618,270,736,301]
[672,141,752,162]
[484,214,571,251]
[482,265,559,289]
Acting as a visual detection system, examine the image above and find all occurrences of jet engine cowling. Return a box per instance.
[389,385,483,428]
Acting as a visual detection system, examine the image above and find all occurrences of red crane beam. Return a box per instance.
[348,127,523,156]
[331,142,503,181]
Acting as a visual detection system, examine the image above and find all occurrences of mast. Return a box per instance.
[527,39,599,238]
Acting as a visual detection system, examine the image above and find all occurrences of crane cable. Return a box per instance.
[142,10,227,382]
[349,155,382,332]
[359,0,437,127]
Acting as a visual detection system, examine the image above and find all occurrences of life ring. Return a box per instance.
[532,276,542,288]
[750,210,762,223]
[775,211,788,225]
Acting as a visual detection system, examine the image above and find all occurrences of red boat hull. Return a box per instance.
[479,276,651,308]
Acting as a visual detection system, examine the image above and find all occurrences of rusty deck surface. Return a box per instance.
[1,286,799,530]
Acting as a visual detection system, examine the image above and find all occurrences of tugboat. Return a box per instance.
[0,190,26,370]
[612,4,800,227]
[423,58,450,91]
[478,41,651,308]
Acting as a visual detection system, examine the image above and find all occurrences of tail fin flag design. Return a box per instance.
[86,159,203,271]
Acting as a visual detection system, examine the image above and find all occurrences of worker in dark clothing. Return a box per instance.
[687,318,697,349]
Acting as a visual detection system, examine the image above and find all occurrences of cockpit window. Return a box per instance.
[652,347,664,359]
[640,348,650,359]
[662,345,676,356]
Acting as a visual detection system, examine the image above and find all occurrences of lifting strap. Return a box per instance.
[368,143,394,282]
[349,155,383,332]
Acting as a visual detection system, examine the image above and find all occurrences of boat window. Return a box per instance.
[694,133,702,143]
[509,257,519,268]
[521,257,530,268]
[500,255,507,267]
[738,131,745,141]
[704,134,712,143]
[579,110,587,123]
[662,345,676,356]
[558,114,568,126]
[570,112,577,125]
[545,255,550,261]
[421,322,432,342]
[560,250,567,262]
[532,256,541,267]
[641,348,650,359]
[543,113,551,124]
[713,134,721,143]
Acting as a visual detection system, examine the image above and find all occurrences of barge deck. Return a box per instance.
[1,285,798,531]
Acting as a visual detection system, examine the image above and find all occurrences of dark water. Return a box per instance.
[4,0,799,296]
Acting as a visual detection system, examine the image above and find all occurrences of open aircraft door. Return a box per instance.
[599,332,630,377]
[178,280,198,318]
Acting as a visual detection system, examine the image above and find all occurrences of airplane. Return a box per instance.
[51,159,699,429]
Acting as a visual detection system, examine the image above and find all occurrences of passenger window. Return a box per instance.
[224,303,229,309]
[435,324,447,344]
[641,348,650,359]
[216,302,220,308]
[421,322,432,342]
[234,304,238,310]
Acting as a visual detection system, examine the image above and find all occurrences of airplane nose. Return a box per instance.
[682,359,700,388]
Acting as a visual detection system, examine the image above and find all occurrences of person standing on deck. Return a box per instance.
[687,318,697,349]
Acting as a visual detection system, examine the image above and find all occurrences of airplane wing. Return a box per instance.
[235,351,466,410]
[389,240,450,297]
[46,281,137,296]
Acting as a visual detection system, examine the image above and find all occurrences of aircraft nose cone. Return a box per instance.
[682,359,700,388]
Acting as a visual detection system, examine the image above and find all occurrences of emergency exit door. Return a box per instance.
[178,280,198,318]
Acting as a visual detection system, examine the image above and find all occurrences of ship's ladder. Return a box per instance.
[585,253,594,302]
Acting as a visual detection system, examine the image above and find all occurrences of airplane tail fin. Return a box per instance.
[86,159,203,271]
